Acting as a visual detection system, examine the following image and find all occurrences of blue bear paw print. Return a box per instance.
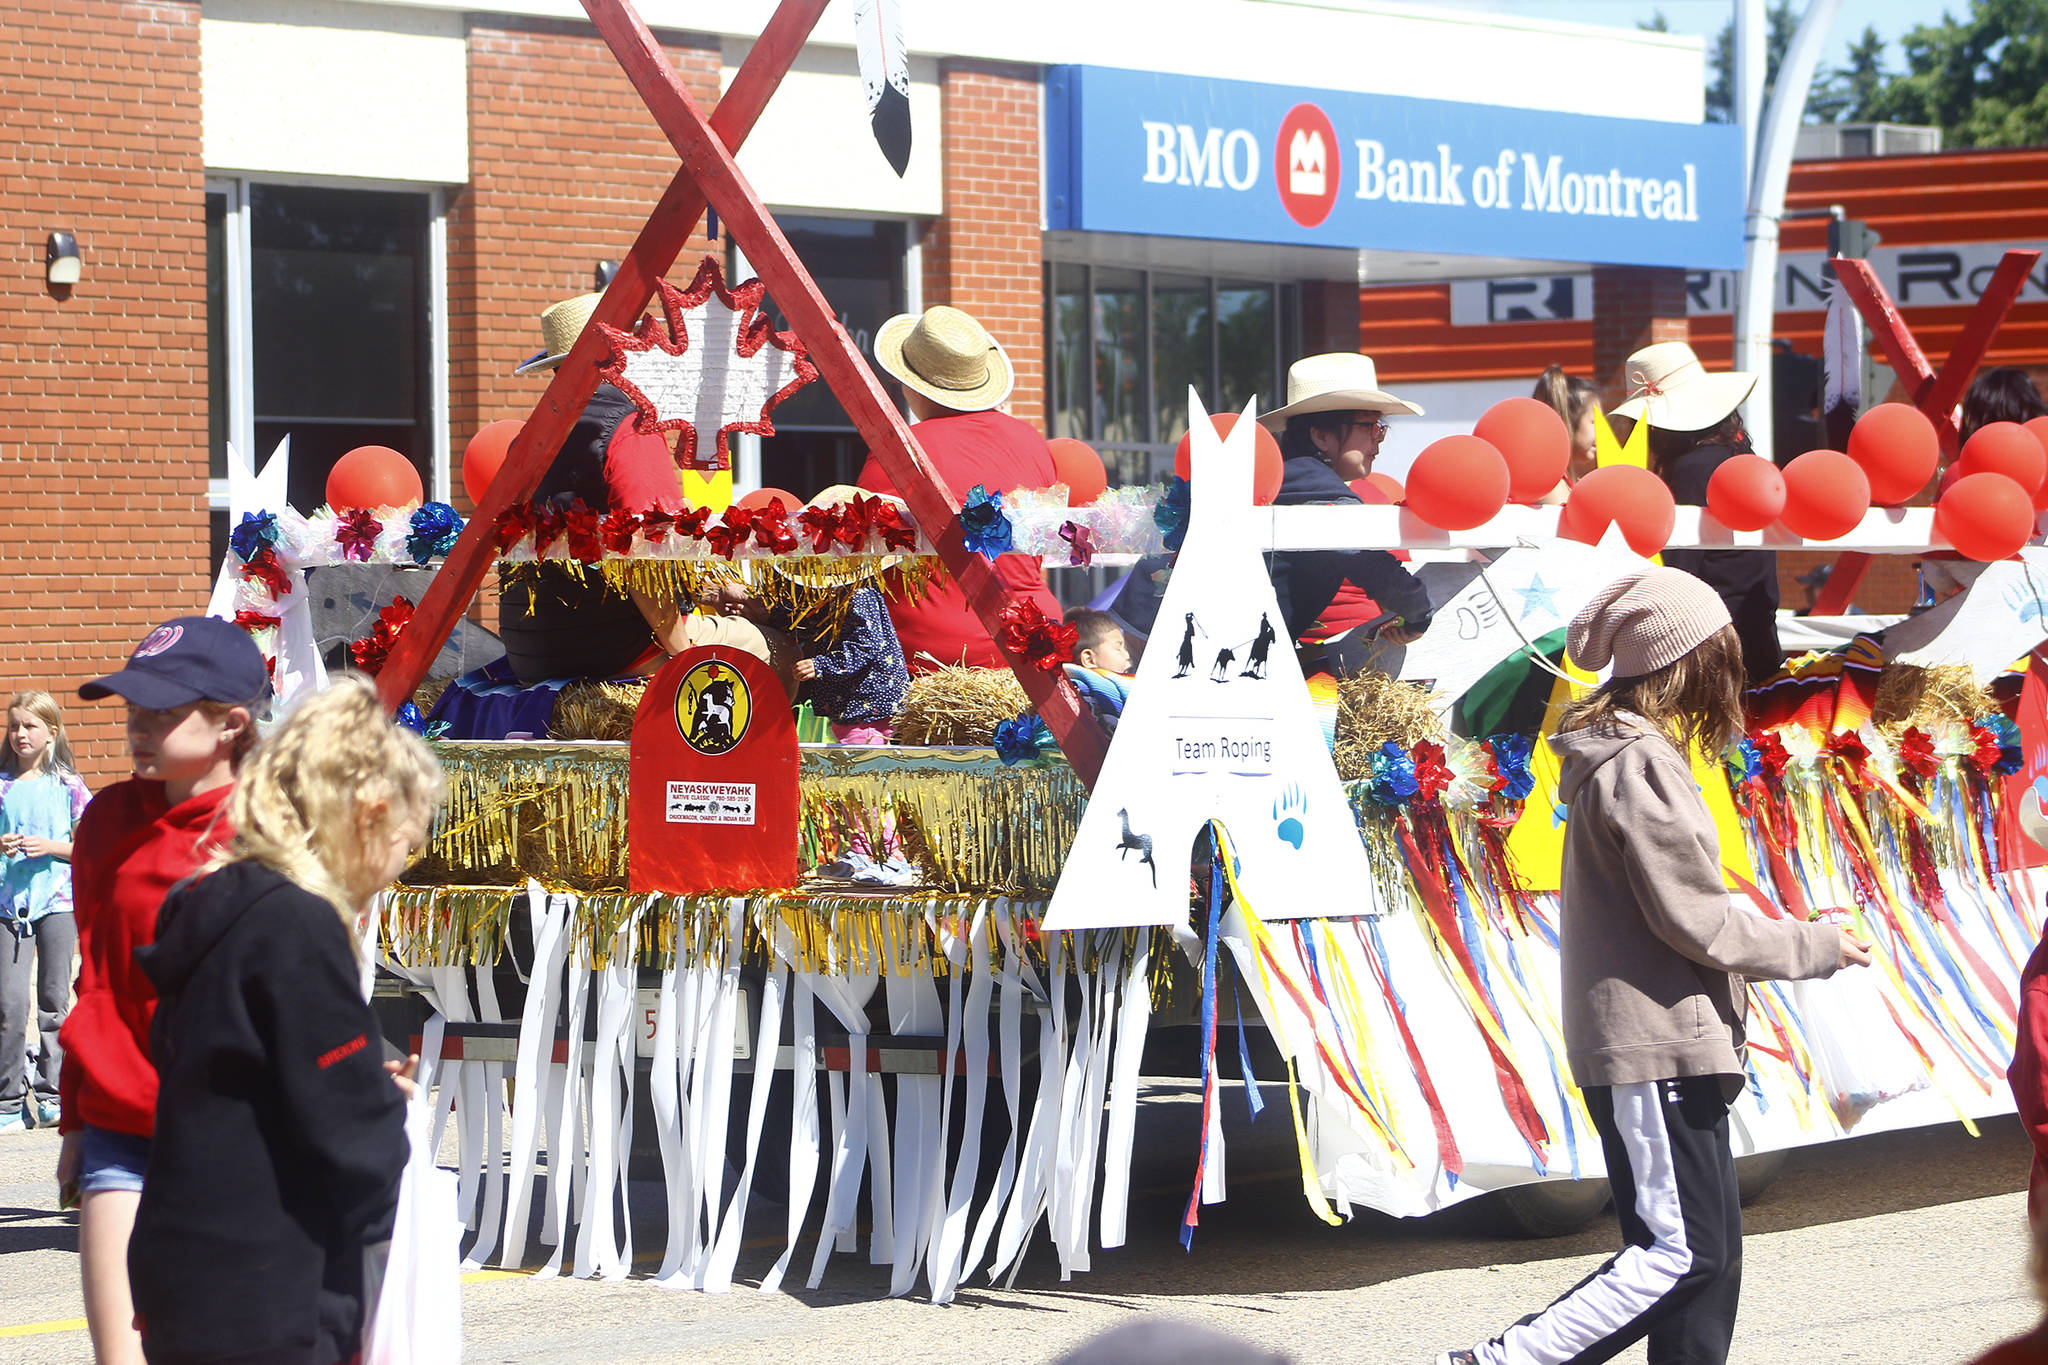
[1274,783,1308,850]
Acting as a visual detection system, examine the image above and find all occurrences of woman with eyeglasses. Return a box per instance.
[1259,352,1435,649]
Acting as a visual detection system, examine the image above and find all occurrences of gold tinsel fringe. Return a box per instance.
[1332,668,1445,781]
[891,666,1031,746]
[413,743,632,891]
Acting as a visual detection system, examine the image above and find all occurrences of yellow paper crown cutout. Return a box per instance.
[1593,407,1649,469]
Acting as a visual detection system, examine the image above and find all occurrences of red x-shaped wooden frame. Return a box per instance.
[374,0,1110,786]
[1808,248,2042,615]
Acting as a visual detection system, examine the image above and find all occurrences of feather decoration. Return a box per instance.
[853,0,912,177]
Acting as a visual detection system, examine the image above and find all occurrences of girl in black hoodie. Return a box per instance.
[131,678,444,1365]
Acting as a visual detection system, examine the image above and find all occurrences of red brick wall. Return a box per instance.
[1591,265,1689,406]
[449,18,723,626]
[920,61,1044,428]
[0,1,207,783]
[1300,280,1362,361]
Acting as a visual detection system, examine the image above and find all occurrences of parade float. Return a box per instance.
[205,0,2048,1304]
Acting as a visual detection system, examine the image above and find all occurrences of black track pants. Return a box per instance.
[1476,1075,1743,1365]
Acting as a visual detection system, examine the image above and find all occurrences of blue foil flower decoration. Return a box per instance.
[993,711,1052,766]
[1487,733,1535,801]
[230,510,280,564]
[396,701,427,734]
[1983,712,2025,776]
[960,484,1013,561]
[406,501,465,566]
[1726,734,1762,785]
[1367,740,1418,807]
[1154,477,1190,552]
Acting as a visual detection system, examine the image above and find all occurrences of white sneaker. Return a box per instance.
[0,1108,26,1135]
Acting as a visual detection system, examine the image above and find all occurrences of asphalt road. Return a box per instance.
[0,1089,2035,1364]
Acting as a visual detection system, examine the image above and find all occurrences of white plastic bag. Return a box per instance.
[1790,964,1930,1129]
[363,1094,465,1365]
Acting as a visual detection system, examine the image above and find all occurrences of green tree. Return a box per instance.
[1810,24,1889,123]
[1643,2,1808,124]
[1863,0,2048,147]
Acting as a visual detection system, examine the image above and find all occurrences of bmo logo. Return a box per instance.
[1275,103,1339,228]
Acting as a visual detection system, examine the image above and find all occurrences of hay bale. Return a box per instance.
[1873,662,1992,730]
[550,679,649,742]
[893,666,1029,746]
[1332,668,1443,780]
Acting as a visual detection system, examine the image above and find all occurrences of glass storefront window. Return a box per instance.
[247,184,432,514]
[1043,265,1296,488]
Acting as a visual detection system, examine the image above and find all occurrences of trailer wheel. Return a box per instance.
[1734,1149,1789,1206]
[1486,1178,1610,1238]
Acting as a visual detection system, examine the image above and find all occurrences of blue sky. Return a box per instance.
[1426,1,1958,73]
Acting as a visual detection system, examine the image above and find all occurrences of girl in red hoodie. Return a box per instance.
[59,617,267,1365]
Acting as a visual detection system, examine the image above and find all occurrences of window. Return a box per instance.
[1045,264,1297,485]
[207,177,445,564]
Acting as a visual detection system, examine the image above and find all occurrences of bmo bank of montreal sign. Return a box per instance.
[1046,67,1745,271]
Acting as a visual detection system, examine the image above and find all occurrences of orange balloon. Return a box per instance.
[1474,397,1571,503]
[737,487,802,513]
[1558,465,1676,555]
[326,445,423,511]
[1349,474,1403,505]
[1405,435,1510,531]
[1958,421,2046,496]
[2027,417,2048,509]
[462,420,523,506]
[1846,403,1939,505]
[1171,414,1284,506]
[1047,437,1107,506]
[1936,471,2035,561]
[1704,453,1786,532]
[1779,449,1870,541]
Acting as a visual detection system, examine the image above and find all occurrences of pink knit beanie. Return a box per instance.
[1567,567,1731,677]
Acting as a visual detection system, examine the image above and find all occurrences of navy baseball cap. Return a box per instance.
[79,616,269,710]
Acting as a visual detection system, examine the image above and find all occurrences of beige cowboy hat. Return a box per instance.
[1257,352,1424,428]
[873,306,1014,412]
[515,292,604,375]
[1611,341,1756,432]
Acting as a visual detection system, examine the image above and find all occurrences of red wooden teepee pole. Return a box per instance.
[375,0,829,712]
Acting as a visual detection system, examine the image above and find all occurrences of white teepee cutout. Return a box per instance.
[1044,393,1374,930]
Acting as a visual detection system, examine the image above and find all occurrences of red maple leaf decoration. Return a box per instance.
[595,256,819,470]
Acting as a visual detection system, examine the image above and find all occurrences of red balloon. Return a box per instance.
[1557,465,1677,556]
[1404,435,1510,531]
[1474,397,1572,502]
[2027,417,2048,509]
[326,445,423,511]
[462,420,522,506]
[1779,449,1870,541]
[1704,453,1787,531]
[1361,471,1405,504]
[1957,421,2047,498]
[1047,437,1107,506]
[737,487,802,513]
[1349,474,1403,505]
[1936,471,2036,561]
[1172,414,1284,506]
[1846,403,1939,505]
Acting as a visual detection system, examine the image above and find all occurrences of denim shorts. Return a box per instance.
[78,1125,151,1196]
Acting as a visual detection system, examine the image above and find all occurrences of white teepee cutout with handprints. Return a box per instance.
[1044,393,1374,930]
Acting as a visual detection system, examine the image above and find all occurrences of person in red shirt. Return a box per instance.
[58,616,266,1365]
[857,305,1063,673]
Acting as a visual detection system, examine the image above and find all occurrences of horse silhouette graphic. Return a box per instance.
[1115,808,1157,888]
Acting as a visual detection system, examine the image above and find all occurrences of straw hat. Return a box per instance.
[873,306,1014,412]
[515,292,604,375]
[1257,352,1424,427]
[1610,341,1756,432]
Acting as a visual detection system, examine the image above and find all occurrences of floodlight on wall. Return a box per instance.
[594,260,619,289]
[45,232,79,286]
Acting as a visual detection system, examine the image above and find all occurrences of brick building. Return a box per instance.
[9,0,1741,778]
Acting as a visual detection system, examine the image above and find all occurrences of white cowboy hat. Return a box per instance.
[1610,341,1756,432]
[1257,352,1424,428]
[873,306,1014,412]
[515,292,604,375]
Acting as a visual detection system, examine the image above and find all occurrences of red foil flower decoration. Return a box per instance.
[1898,726,1938,780]
[239,547,293,599]
[1750,729,1791,780]
[638,505,676,545]
[563,504,604,563]
[798,504,842,554]
[600,509,642,556]
[751,501,800,554]
[869,501,919,552]
[492,503,537,555]
[349,595,415,676]
[706,505,755,559]
[675,505,713,540]
[530,506,567,558]
[997,601,1078,672]
[335,509,383,563]
[1412,740,1454,804]
[1969,724,2003,774]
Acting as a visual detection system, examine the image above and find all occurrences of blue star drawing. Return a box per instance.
[1514,574,1561,625]
[2004,583,2047,624]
